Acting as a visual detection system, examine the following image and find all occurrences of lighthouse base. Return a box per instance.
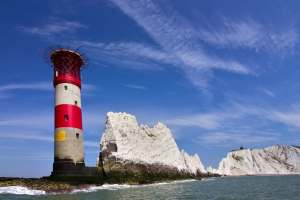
[51,162,85,176]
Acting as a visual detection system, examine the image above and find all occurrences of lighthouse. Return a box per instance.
[38,45,90,176]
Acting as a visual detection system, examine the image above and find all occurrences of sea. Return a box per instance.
[0,175,299,200]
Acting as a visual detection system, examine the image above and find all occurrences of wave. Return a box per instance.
[0,186,46,195]
[72,179,197,194]
[201,177,217,182]
[145,179,197,187]
[72,184,137,193]
[0,179,200,195]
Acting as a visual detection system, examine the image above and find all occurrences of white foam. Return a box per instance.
[172,179,197,184]
[146,179,196,187]
[0,179,199,195]
[0,186,45,195]
[72,184,137,194]
[72,180,196,194]
[202,177,217,182]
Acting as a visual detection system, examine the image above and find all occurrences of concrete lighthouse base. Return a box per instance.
[49,163,104,182]
[51,162,85,176]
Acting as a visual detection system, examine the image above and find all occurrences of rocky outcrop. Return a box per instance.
[181,150,206,174]
[97,112,206,178]
[217,145,300,176]
[206,166,219,174]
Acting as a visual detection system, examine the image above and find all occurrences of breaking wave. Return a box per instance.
[72,184,136,193]
[0,179,199,195]
[201,177,217,182]
[0,186,46,195]
[72,179,197,194]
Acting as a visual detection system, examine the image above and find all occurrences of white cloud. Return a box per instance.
[258,86,276,98]
[0,82,52,91]
[123,84,147,90]
[264,90,276,98]
[0,110,54,136]
[84,140,99,147]
[17,17,88,40]
[267,110,300,128]
[110,0,251,71]
[0,133,53,142]
[17,0,298,98]
[103,0,297,98]
[81,42,170,62]
[0,82,98,100]
[163,108,246,130]
[81,42,165,71]
[0,155,52,160]
[52,0,78,15]
[81,83,97,91]
[162,101,300,145]
[198,18,298,56]
[195,132,278,147]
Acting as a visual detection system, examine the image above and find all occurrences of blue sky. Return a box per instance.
[1,0,300,177]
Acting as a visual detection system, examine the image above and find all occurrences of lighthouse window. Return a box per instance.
[75,101,77,106]
[64,115,69,121]
[76,133,79,139]
[64,86,68,90]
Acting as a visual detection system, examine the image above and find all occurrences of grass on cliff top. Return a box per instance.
[292,145,300,150]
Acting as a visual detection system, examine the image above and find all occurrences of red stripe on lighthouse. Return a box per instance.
[55,104,82,130]
[53,75,81,89]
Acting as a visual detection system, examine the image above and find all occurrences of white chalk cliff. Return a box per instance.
[206,166,219,174]
[181,150,206,174]
[217,145,300,176]
[98,112,206,175]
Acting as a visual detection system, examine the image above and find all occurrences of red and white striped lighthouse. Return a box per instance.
[38,45,90,176]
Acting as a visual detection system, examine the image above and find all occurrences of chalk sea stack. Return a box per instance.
[215,145,300,176]
[97,112,208,182]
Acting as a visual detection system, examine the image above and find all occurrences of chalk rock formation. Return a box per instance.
[181,150,206,174]
[97,112,206,176]
[218,145,300,176]
[206,166,219,174]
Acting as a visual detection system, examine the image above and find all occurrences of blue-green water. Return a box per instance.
[1,175,300,200]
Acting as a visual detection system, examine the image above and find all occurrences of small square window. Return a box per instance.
[75,101,77,106]
[64,86,68,90]
[64,115,69,121]
[76,133,79,139]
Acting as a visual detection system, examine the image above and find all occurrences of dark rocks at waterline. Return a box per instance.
[0,171,220,194]
[0,177,94,194]
[97,158,220,184]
